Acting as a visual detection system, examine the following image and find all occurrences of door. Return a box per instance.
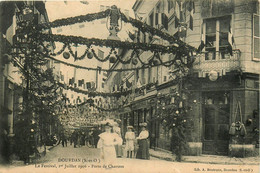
[202,92,230,155]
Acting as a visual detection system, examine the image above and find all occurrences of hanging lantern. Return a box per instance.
[179,101,183,108]
[171,97,175,104]
[37,45,44,53]
[63,52,70,59]
[3,54,12,64]
[87,51,93,59]
[153,59,160,66]
[109,55,117,63]
[132,57,138,65]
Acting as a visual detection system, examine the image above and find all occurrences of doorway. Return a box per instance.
[202,91,230,155]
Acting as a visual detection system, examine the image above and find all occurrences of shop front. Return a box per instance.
[186,72,259,156]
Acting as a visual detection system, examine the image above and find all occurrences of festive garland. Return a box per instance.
[38,51,182,72]
[57,82,157,98]
[37,33,181,54]
[36,9,110,30]
[36,33,195,68]
[34,8,197,53]
[61,96,127,112]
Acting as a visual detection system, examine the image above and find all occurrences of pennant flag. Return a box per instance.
[127,30,136,41]
[228,25,234,56]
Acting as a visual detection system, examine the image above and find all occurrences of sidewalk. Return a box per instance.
[10,145,56,166]
[149,149,260,165]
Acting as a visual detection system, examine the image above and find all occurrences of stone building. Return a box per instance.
[0,1,56,162]
[105,0,259,157]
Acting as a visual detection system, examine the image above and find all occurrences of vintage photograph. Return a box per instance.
[0,0,259,172]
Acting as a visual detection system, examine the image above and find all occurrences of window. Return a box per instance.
[204,16,231,60]
[253,14,260,60]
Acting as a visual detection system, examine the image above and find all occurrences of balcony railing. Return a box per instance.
[193,49,241,77]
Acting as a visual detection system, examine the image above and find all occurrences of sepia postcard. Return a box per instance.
[0,0,259,172]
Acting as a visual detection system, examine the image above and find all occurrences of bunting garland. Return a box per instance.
[57,81,157,98]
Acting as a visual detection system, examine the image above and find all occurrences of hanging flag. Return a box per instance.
[228,25,234,56]
[126,79,132,88]
[86,82,91,89]
[189,1,195,30]
[198,25,205,52]
[69,78,75,85]
[179,1,184,23]
[80,0,89,5]
[61,74,64,81]
[155,13,168,30]
[127,30,136,41]
[175,1,180,28]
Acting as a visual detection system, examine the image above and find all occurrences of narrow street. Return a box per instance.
[1,145,259,173]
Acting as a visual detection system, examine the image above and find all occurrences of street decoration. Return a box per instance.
[57,81,156,98]
[9,4,202,162]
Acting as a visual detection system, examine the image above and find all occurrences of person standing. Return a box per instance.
[136,123,150,160]
[113,122,123,158]
[125,126,135,158]
[97,122,119,162]
[72,130,78,148]
[61,132,67,147]
[93,127,102,148]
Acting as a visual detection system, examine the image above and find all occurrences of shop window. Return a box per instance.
[253,14,260,60]
[203,16,231,60]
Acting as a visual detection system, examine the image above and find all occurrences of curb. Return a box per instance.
[150,152,260,165]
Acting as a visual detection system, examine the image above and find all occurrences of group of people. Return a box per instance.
[97,122,150,162]
[60,128,102,148]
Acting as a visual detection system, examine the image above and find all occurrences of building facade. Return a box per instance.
[0,1,58,162]
[105,0,260,157]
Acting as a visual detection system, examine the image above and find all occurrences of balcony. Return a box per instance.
[193,49,241,77]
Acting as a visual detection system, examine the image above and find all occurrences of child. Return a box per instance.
[125,126,135,158]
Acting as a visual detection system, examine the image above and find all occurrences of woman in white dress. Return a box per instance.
[113,122,123,157]
[125,126,135,158]
[97,122,119,162]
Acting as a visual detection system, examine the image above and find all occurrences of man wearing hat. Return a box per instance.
[124,126,135,158]
[136,123,150,160]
